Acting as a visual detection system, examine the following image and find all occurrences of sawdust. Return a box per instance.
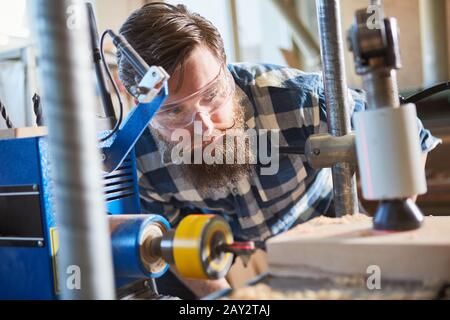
[283,214,372,236]
[225,284,351,300]
[333,275,367,287]
[306,214,372,226]
[225,282,439,300]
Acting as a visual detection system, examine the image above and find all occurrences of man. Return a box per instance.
[116,3,440,298]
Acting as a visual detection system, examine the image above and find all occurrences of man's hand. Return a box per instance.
[170,266,231,298]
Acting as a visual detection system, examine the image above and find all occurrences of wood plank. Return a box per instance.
[0,127,47,139]
[267,215,450,282]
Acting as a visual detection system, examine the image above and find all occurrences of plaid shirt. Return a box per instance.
[135,63,441,242]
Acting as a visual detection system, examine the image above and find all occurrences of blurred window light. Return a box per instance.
[165,0,235,61]
[165,0,292,66]
[0,0,30,43]
[236,0,291,65]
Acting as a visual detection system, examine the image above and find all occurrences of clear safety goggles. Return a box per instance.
[150,65,236,130]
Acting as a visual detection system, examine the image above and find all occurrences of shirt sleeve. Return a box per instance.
[415,117,442,154]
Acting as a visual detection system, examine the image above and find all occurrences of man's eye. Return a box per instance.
[166,107,182,117]
[204,91,218,102]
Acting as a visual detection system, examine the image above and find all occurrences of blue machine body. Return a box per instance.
[0,88,169,299]
[0,138,56,299]
[0,137,57,299]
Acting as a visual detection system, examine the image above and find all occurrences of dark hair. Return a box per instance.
[117,2,226,94]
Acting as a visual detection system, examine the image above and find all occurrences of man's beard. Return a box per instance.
[151,92,255,197]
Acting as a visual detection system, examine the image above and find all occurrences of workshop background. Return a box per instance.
[0,0,449,290]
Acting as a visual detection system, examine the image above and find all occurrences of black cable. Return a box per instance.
[0,98,13,129]
[400,81,450,104]
[99,29,124,142]
[86,2,116,120]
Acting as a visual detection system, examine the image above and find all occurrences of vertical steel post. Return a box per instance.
[31,0,115,299]
[316,0,359,216]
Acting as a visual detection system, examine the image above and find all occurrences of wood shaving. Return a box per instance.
[225,284,351,300]
[306,214,372,226]
[284,214,372,235]
[225,283,438,300]
[333,276,366,287]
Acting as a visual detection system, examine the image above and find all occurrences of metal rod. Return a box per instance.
[316,0,358,216]
[31,0,115,299]
[363,68,400,110]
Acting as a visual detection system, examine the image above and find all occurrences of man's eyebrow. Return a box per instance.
[204,85,218,94]
[159,102,187,112]
[172,62,186,94]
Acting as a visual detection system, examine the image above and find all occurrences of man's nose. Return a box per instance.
[194,112,215,136]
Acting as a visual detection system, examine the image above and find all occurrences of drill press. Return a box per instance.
[348,7,428,231]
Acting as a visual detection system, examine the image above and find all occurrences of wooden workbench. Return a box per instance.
[267,215,450,283]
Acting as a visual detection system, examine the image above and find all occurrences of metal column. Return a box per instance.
[316,0,358,216]
[31,0,115,299]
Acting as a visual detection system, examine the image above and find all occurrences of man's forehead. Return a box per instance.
[166,45,222,103]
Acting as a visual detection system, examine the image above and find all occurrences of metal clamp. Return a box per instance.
[347,7,402,75]
[305,133,357,169]
[137,66,170,104]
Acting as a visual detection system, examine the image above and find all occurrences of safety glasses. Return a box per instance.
[150,65,235,130]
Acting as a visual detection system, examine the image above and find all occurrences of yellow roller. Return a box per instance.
[172,214,234,279]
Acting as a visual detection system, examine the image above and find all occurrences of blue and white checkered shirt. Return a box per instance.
[135,63,441,242]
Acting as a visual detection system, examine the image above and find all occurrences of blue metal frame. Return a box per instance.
[0,85,171,299]
[0,137,56,300]
[100,86,168,173]
[104,150,141,215]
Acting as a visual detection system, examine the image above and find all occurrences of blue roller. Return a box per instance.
[111,215,170,279]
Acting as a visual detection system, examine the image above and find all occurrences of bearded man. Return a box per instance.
[116,2,440,299]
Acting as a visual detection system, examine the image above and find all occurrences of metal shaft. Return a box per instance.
[316,0,358,216]
[363,68,400,110]
[31,0,115,299]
